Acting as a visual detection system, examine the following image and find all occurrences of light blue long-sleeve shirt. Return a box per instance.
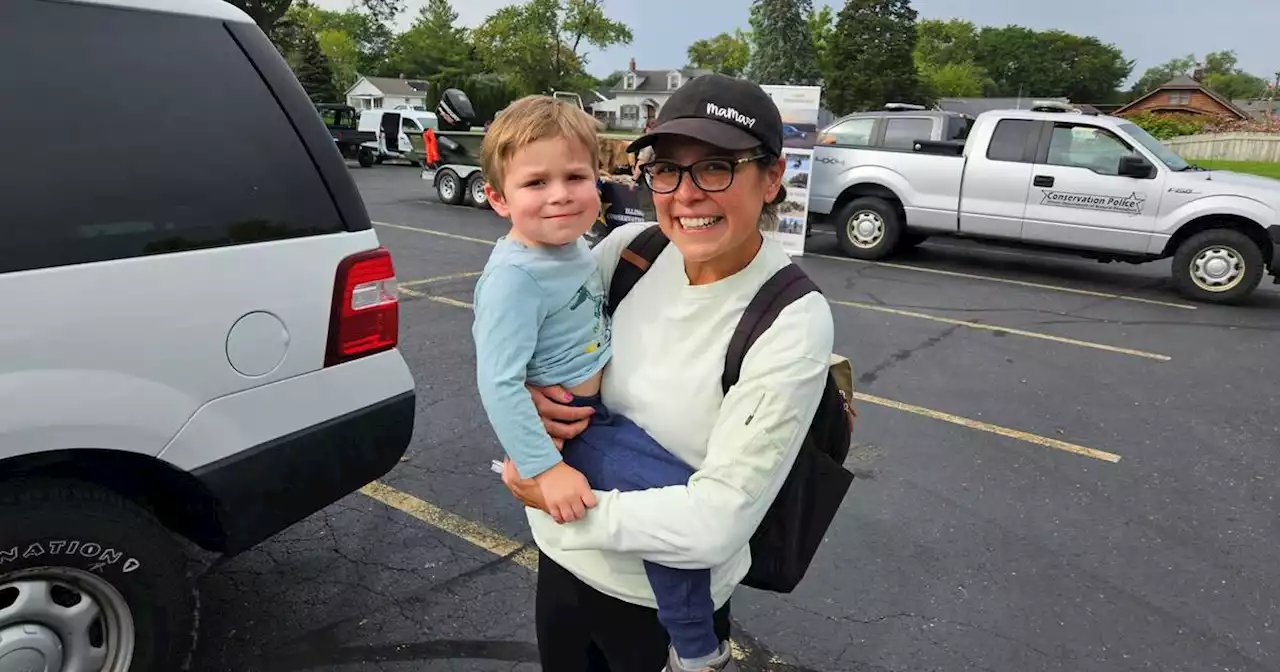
[472,235,611,479]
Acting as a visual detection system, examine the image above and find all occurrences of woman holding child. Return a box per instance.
[472,75,835,672]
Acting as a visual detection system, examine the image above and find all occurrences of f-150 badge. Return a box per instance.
[1040,190,1146,215]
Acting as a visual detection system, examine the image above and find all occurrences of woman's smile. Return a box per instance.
[676,215,725,232]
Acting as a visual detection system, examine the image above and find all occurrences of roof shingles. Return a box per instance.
[614,68,714,94]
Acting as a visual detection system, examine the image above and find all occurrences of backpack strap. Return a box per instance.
[722,264,820,394]
[606,224,669,317]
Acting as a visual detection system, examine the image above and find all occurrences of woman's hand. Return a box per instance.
[501,458,548,514]
[526,384,593,449]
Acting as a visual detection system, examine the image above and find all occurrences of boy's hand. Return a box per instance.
[533,462,597,524]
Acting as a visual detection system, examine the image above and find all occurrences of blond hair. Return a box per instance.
[480,95,600,196]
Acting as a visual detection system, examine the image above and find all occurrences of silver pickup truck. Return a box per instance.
[809,104,1280,304]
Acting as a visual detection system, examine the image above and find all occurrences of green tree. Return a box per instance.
[914,19,979,67]
[1129,50,1268,100]
[316,29,360,92]
[276,1,395,77]
[471,0,632,95]
[1129,54,1196,97]
[919,61,987,99]
[1201,50,1270,99]
[746,0,822,85]
[387,0,476,79]
[687,30,751,77]
[225,0,402,35]
[973,26,1131,102]
[286,18,340,102]
[808,5,835,82]
[914,19,989,101]
[824,0,919,114]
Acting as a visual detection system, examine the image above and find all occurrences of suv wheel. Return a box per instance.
[1171,229,1264,304]
[835,197,901,260]
[0,479,196,672]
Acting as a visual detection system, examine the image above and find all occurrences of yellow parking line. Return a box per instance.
[374,221,496,246]
[411,291,1122,462]
[360,481,539,569]
[808,252,1197,311]
[852,392,1121,463]
[358,481,754,662]
[828,298,1171,362]
[399,271,483,288]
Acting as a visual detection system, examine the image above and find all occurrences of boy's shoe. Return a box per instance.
[664,642,738,671]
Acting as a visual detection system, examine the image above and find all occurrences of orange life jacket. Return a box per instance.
[422,128,440,167]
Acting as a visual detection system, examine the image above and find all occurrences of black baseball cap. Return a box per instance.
[627,74,784,157]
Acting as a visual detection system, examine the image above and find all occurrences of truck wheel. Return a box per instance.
[464,173,490,210]
[436,170,464,206]
[1171,229,1264,304]
[835,197,902,260]
[357,148,375,168]
[0,478,196,672]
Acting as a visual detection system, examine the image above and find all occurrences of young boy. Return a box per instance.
[471,95,736,672]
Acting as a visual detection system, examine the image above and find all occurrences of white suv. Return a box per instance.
[0,1,416,670]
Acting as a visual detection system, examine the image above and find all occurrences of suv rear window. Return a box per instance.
[2,2,344,274]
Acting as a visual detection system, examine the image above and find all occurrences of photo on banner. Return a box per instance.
[761,85,822,256]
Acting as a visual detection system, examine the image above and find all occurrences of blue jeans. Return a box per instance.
[560,394,718,660]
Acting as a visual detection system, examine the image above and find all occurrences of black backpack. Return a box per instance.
[606,225,856,594]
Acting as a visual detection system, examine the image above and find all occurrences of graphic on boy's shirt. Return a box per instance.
[568,281,610,353]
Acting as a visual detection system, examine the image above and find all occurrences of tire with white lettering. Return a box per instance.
[0,478,195,672]
[1171,228,1264,304]
[835,196,902,260]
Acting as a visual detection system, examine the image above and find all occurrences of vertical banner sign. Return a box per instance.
[760,85,822,257]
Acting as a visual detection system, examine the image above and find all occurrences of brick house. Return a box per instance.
[1114,74,1251,121]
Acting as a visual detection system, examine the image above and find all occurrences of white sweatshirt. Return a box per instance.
[528,222,836,610]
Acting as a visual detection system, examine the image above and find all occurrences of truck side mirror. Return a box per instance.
[1118,155,1154,179]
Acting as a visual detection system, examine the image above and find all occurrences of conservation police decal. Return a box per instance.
[1040,190,1146,215]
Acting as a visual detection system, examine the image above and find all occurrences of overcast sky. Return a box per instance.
[314,0,1279,91]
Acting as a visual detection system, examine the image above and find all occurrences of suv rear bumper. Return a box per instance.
[192,389,415,555]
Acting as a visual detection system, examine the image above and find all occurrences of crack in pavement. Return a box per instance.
[858,324,964,386]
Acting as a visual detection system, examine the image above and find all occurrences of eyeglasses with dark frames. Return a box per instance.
[638,154,770,194]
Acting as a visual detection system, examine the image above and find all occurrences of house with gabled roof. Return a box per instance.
[1114,74,1251,121]
[345,75,432,111]
[590,58,715,131]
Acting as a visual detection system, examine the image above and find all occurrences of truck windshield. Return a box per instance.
[1118,122,1191,171]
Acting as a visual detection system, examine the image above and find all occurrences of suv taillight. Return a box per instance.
[325,247,399,367]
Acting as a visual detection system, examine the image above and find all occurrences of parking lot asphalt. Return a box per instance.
[193,164,1280,672]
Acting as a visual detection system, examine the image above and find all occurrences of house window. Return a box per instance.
[668,72,681,90]
[620,104,640,120]
[1167,91,1191,105]
[624,73,637,89]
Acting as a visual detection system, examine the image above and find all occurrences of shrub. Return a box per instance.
[1126,112,1216,139]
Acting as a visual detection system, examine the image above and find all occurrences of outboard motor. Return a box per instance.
[436,88,477,132]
